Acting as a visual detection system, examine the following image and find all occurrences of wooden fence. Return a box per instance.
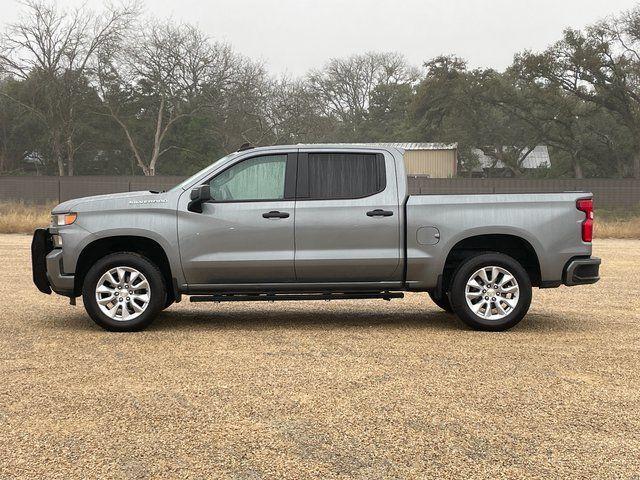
[1,175,639,209]
[406,177,640,209]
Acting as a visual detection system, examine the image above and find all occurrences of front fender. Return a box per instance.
[63,188,182,282]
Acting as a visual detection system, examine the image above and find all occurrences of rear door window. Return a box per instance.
[301,152,385,199]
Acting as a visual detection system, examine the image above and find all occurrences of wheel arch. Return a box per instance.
[73,235,176,300]
[441,233,542,292]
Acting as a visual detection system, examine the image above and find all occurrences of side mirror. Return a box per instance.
[188,185,211,213]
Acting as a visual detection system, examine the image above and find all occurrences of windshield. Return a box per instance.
[170,153,240,191]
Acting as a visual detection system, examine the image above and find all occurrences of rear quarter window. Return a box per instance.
[305,152,385,199]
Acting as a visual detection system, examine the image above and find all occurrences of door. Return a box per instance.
[178,152,297,285]
[294,150,401,282]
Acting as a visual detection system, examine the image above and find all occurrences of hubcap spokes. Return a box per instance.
[95,266,150,321]
[465,266,519,321]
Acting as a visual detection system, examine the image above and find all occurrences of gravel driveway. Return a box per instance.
[1,235,638,479]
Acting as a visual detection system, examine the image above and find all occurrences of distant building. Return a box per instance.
[345,143,458,178]
[471,145,551,177]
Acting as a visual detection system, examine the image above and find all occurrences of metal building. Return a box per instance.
[389,143,458,177]
[343,143,458,178]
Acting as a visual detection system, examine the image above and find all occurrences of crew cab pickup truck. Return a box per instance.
[32,144,600,332]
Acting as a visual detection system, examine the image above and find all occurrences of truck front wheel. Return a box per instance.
[449,253,532,331]
[82,252,166,332]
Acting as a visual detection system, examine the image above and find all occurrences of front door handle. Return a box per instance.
[262,210,290,219]
[366,209,394,217]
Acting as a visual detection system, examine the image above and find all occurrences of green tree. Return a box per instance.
[411,56,542,176]
[0,78,45,173]
[364,82,415,141]
[0,0,136,175]
[516,7,640,178]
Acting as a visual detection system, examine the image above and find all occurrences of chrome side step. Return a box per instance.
[190,292,404,303]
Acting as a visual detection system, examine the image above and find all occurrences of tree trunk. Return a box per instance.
[634,151,640,179]
[573,160,584,179]
[108,106,151,176]
[66,137,75,176]
[52,134,65,176]
[148,98,165,177]
[56,155,64,176]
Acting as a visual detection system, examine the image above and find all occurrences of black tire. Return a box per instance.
[449,253,532,331]
[162,297,174,310]
[82,252,166,332]
[428,291,453,313]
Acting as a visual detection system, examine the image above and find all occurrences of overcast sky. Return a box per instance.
[2,0,639,75]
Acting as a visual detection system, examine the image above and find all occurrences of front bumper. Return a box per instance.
[563,257,601,286]
[31,228,75,296]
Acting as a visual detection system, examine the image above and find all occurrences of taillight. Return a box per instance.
[576,198,594,242]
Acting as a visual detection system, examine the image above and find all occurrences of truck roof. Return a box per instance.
[237,143,406,155]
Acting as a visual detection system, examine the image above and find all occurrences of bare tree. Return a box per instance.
[98,21,231,175]
[255,77,340,144]
[206,57,272,150]
[0,0,138,175]
[308,52,419,134]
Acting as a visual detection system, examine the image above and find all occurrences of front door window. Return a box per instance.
[209,155,287,202]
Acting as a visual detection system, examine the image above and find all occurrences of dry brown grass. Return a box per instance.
[0,202,54,234]
[2,200,639,238]
[596,216,640,239]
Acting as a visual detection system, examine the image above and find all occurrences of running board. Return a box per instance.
[190,292,404,303]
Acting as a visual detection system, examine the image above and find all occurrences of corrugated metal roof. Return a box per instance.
[332,142,458,151]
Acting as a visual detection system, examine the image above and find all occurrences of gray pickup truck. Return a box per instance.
[32,144,600,332]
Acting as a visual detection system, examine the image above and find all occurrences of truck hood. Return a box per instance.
[51,191,168,214]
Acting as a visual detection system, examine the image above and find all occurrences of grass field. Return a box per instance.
[0,202,53,234]
[0,234,638,478]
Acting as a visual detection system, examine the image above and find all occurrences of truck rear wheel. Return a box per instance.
[82,252,166,332]
[449,253,532,331]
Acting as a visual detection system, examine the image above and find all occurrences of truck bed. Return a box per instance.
[404,192,593,289]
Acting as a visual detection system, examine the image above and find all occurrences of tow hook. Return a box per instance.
[69,297,76,306]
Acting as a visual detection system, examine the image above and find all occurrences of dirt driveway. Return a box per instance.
[1,235,638,479]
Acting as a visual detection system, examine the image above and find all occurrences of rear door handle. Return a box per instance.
[366,209,394,217]
[262,210,290,219]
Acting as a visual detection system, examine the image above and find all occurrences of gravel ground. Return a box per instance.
[0,235,638,479]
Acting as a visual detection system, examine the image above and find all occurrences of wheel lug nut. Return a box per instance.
[126,297,130,301]
[485,296,489,300]
[129,291,132,294]
[482,289,486,293]
[492,297,496,301]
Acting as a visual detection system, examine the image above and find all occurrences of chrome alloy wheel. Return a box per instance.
[465,266,519,321]
[95,266,151,321]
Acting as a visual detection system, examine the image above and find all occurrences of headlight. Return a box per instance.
[51,212,77,226]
